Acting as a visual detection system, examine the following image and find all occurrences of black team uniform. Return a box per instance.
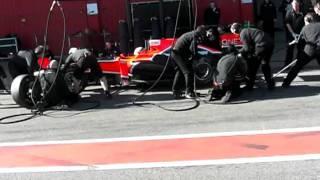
[284,7,305,66]
[314,3,320,22]
[8,50,39,79]
[64,49,112,98]
[64,49,103,80]
[315,14,320,22]
[283,22,320,87]
[210,48,247,103]
[279,0,293,24]
[315,13,320,22]
[171,28,206,99]
[204,5,221,27]
[259,0,277,38]
[239,28,275,90]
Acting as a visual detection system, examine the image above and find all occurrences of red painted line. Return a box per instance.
[0,131,320,168]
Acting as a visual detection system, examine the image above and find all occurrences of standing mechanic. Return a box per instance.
[259,0,277,38]
[282,13,320,87]
[171,25,211,99]
[284,0,305,67]
[279,0,293,26]
[210,45,247,103]
[64,48,112,98]
[230,23,275,90]
[313,1,320,21]
[204,1,221,27]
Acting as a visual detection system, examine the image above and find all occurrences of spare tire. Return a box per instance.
[11,74,41,108]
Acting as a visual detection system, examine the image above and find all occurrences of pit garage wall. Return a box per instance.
[0,0,253,54]
[196,0,254,25]
[0,0,126,54]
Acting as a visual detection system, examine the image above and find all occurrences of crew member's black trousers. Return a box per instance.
[171,50,194,93]
[285,43,296,66]
[285,41,303,66]
[246,46,274,89]
[262,20,275,39]
[283,51,320,86]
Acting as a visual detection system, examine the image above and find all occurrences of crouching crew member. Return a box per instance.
[171,25,211,99]
[210,45,247,103]
[230,23,275,90]
[8,47,40,79]
[282,13,320,87]
[39,60,79,106]
[64,48,112,98]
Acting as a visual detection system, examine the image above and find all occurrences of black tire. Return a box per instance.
[63,70,87,94]
[194,58,214,85]
[11,74,41,108]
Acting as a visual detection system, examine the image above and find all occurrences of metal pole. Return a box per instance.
[273,59,298,78]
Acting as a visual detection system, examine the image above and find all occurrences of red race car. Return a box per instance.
[97,33,242,85]
[36,33,242,85]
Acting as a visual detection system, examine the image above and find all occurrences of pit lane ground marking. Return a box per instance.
[1,126,320,147]
[1,154,320,174]
[1,126,320,173]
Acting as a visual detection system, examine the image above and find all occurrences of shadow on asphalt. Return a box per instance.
[57,72,320,110]
[70,83,320,111]
[273,74,320,82]
[3,83,317,122]
[76,92,193,110]
[3,77,320,122]
[299,75,320,82]
[237,85,320,102]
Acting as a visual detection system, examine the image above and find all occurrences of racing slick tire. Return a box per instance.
[11,74,41,108]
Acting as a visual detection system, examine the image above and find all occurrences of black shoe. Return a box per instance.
[282,82,290,88]
[267,80,275,90]
[173,91,184,99]
[105,91,113,99]
[209,89,223,100]
[185,91,196,99]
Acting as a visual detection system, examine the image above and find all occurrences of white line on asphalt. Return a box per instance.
[1,126,320,147]
[1,154,320,174]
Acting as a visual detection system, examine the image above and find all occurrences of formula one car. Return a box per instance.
[97,33,242,85]
[9,32,242,108]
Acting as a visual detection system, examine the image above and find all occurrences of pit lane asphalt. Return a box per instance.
[2,70,320,142]
[1,70,320,179]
